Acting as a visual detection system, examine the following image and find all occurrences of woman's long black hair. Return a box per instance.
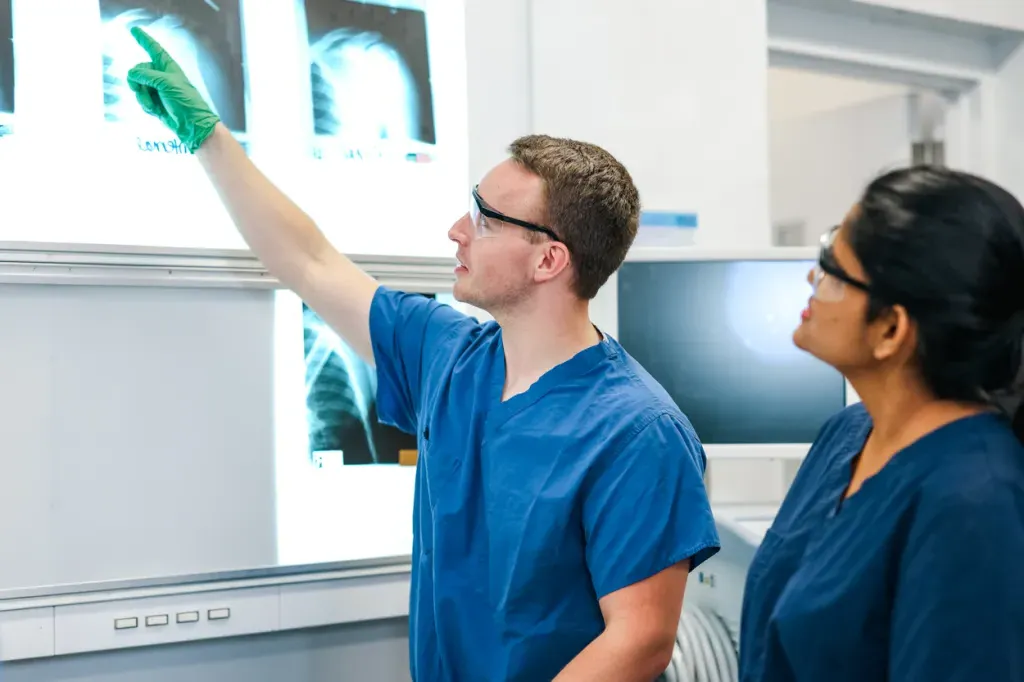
[847,166,1024,443]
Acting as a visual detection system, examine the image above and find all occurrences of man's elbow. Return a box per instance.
[643,633,676,679]
[614,625,676,680]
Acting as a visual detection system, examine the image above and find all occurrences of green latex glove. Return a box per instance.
[125,26,220,152]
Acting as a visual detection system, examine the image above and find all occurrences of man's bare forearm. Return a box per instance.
[553,626,673,682]
[193,123,378,360]
[194,124,338,289]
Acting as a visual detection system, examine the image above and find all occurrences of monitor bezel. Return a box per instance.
[616,246,858,461]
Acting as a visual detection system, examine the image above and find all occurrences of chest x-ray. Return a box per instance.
[0,0,14,121]
[100,0,247,135]
[303,0,436,147]
[303,303,417,466]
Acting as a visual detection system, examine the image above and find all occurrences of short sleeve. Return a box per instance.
[582,413,721,599]
[889,480,1024,681]
[369,287,474,434]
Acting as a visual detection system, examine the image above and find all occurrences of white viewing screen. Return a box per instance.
[273,290,483,565]
[0,0,467,259]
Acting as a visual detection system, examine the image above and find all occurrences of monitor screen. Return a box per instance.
[616,260,846,445]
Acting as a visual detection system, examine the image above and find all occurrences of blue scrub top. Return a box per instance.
[740,403,1024,682]
[369,287,720,682]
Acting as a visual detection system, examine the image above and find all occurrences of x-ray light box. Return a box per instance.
[0,0,467,259]
[273,288,483,567]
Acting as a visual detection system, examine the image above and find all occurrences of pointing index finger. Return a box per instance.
[130,26,171,70]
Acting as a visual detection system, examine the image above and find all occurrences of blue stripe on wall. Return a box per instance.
[640,211,698,228]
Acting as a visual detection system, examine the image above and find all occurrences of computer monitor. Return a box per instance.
[615,248,852,460]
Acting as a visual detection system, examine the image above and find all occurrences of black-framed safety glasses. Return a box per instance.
[470,185,562,244]
[811,225,873,303]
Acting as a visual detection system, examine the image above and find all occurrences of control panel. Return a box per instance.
[54,587,278,656]
[0,564,413,661]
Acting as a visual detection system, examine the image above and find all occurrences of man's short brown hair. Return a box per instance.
[508,134,641,300]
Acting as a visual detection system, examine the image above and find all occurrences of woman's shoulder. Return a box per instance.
[773,404,871,518]
[819,402,871,441]
[915,412,1024,506]
[803,403,872,466]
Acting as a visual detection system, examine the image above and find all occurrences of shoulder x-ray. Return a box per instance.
[304,0,436,146]
[100,2,247,133]
[309,29,421,142]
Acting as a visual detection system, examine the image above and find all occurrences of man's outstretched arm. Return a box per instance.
[126,27,378,362]
[194,123,378,361]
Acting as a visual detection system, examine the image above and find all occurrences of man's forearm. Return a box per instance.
[192,124,379,360]
[553,625,673,682]
[194,123,336,293]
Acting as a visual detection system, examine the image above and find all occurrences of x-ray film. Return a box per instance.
[100,0,248,143]
[303,0,436,159]
[0,0,14,135]
[303,302,418,466]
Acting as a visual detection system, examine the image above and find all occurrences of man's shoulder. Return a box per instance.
[592,338,698,438]
[564,373,700,481]
[373,286,501,356]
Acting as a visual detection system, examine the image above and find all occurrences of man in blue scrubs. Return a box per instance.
[126,28,720,681]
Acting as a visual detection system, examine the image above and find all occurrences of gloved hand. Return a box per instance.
[125,26,220,152]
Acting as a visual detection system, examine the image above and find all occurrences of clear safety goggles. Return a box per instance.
[811,226,872,303]
[469,186,562,243]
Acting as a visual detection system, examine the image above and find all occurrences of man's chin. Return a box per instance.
[451,282,474,306]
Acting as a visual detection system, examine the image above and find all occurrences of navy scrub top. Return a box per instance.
[740,403,1024,682]
[369,287,720,682]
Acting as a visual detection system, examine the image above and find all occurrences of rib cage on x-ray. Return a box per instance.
[303,304,421,466]
[309,29,421,142]
[304,304,379,464]
[100,5,245,132]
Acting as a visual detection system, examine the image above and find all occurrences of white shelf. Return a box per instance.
[0,607,54,661]
[703,443,810,460]
[0,241,458,290]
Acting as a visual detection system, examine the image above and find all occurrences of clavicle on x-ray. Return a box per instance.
[309,28,420,143]
[102,9,225,132]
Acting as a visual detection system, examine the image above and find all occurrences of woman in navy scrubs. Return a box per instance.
[739,166,1024,682]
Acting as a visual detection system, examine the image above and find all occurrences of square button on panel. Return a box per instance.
[176,611,200,624]
[113,617,138,630]
[207,608,230,621]
[145,614,169,627]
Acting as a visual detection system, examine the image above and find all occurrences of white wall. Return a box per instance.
[770,78,912,244]
[526,0,771,248]
[464,1,532,184]
[993,43,1024,204]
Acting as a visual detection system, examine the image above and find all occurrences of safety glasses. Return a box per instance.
[469,186,562,243]
[811,226,873,303]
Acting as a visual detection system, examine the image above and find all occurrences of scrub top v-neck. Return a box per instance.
[368,287,720,682]
[739,403,1024,682]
